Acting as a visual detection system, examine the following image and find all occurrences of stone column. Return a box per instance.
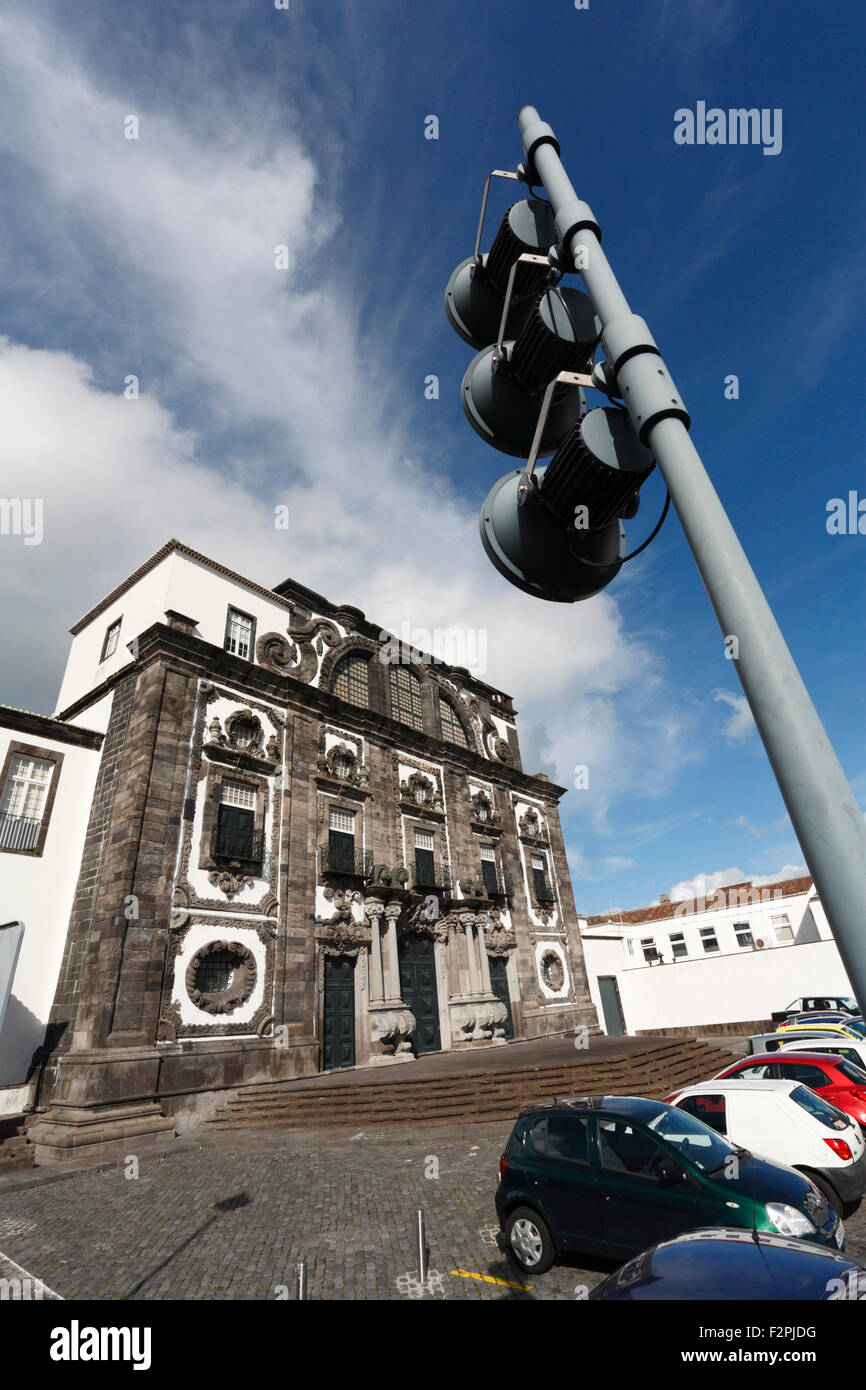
[365,900,386,1005]
[462,913,482,996]
[476,912,494,994]
[384,902,403,1005]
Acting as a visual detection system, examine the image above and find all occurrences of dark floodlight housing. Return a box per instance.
[541,407,656,531]
[461,286,598,458]
[445,199,557,349]
[480,464,625,603]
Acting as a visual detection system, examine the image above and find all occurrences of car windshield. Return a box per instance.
[646,1106,737,1173]
[845,1019,866,1038]
[837,1058,866,1085]
[790,1085,850,1130]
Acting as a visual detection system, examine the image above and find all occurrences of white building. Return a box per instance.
[579,876,854,1037]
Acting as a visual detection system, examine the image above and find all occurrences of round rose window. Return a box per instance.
[186,940,257,1015]
[540,951,565,992]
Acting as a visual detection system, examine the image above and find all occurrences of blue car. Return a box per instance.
[589,1226,866,1300]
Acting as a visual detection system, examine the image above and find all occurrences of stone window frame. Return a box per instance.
[200,765,269,873]
[402,811,449,883]
[320,638,388,717]
[318,790,367,866]
[0,740,65,858]
[437,691,472,749]
[185,939,258,1016]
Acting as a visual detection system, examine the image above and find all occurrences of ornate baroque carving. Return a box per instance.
[185,939,258,1016]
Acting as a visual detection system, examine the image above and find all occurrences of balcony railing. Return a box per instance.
[412,863,453,894]
[319,844,374,879]
[0,813,42,852]
[483,871,514,899]
[210,824,265,868]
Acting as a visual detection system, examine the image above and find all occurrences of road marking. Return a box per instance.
[0,1248,63,1300]
[451,1268,531,1290]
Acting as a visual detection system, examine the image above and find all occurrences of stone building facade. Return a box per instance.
[2,541,597,1163]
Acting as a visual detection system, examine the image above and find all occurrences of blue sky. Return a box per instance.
[0,0,864,914]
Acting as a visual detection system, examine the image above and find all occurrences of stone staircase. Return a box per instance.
[204,1038,731,1133]
[0,1114,34,1173]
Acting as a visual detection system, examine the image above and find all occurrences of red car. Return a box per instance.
[707,1052,866,1132]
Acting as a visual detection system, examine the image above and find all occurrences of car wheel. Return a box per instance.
[841,1196,861,1219]
[805,1172,843,1215]
[505,1206,555,1275]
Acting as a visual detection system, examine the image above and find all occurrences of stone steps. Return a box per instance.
[0,1114,34,1172]
[204,1039,731,1132]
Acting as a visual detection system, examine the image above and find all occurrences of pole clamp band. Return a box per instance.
[520,118,561,166]
[554,195,601,258]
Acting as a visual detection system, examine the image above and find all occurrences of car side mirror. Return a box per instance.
[656,1156,688,1186]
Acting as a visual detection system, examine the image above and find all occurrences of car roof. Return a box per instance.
[727,1052,841,1066]
[516,1095,669,1122]
[676,1078,800,1093]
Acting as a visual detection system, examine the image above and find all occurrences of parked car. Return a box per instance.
[780,1014,866,1035]
[712,1051,866,1132]
[772,996,859,1023]
[664,1079,866,1217]
[780,1037,866,1074]
[779,1011,856,1029]
[495,1096,844,1276]
[747,1022,865,1055]
[588,1227,866,1300]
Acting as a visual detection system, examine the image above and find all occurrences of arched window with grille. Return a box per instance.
[439,699,468,748]
[389,666,424,732]
[333,654,370,709]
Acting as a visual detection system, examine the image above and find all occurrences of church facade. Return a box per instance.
[1,540,598,1164]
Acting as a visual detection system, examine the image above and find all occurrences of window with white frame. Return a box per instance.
[101,618,121,662]
[640,937,657,964]
[771,913,794,944]
[0,755,53,850]
[624,938,635,956]
[668,931,688,960]
[225,607,254,661]
[699,927,720,953]
[221,781,256,808]
[734,921,754,949]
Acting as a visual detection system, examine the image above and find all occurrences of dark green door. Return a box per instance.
[323,955,356,1070]
[488,955,514,1040]
[398,933,441,1055]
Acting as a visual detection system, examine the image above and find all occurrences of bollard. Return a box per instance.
[296,1260,306,1301]
[417,1209,428,1286]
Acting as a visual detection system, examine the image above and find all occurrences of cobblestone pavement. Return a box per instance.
[0,1121,864,1301]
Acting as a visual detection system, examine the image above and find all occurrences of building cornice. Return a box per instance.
[57,623,562,801]
[0,705,103,750]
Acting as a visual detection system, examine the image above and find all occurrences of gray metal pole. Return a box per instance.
[417,1209,428,1286]
[517,105,866,1013]
[295,1260,306,1300]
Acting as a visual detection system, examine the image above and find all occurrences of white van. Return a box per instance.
[666,1079,866,1220]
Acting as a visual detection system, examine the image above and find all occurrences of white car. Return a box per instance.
[778,1038,866,1074]
[666,1078,866,1219]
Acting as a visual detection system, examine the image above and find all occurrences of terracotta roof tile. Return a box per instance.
[583,874,814,927]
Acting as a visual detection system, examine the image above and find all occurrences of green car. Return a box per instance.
[495,1095,844,1275]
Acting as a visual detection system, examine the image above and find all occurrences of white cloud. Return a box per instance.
[669,862,808,902]
[714,688,755,741]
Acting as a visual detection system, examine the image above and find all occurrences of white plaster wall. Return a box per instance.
[55,550,298,714]
[581,930,853,1035]
[171,919,269,1029]
[586,888,819,973]
[615,939,853,1033]
[0,728,103,1084]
